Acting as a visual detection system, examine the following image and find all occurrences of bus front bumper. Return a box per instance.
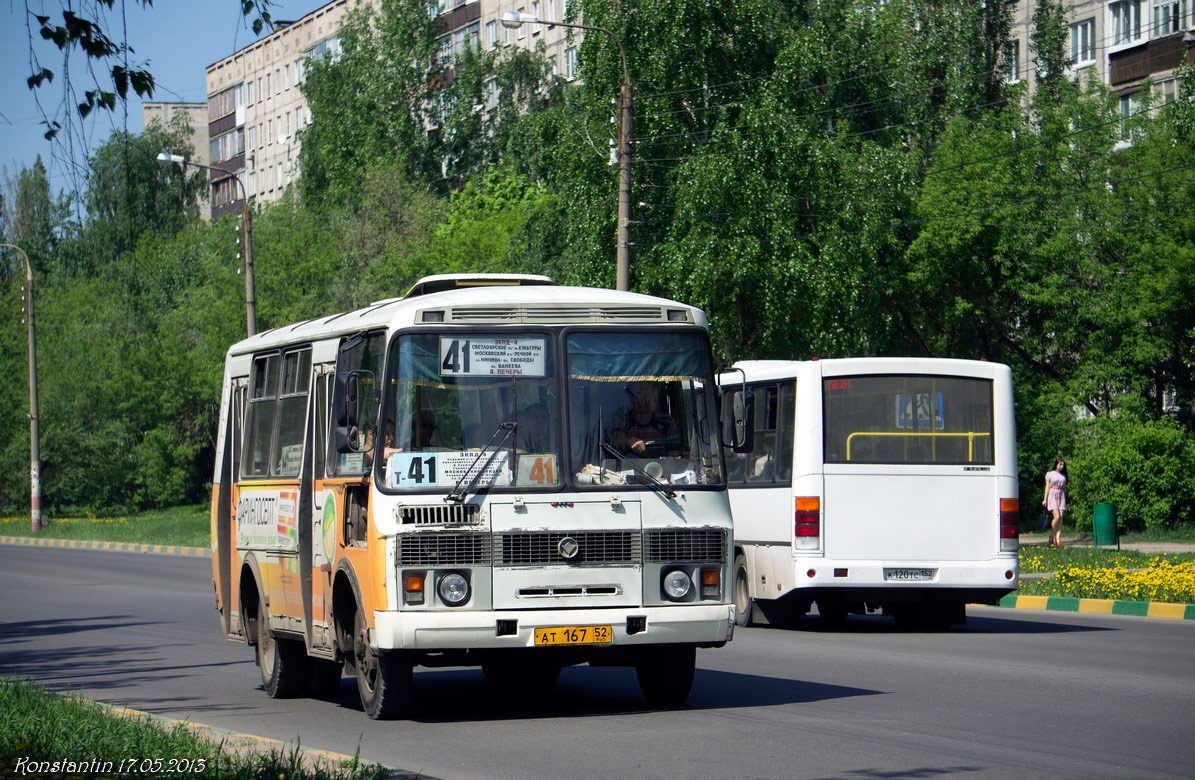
[373,604,735,651]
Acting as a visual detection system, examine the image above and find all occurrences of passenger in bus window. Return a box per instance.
[364,421,396,470]
[615,383,679,456]
[517,402,552,453]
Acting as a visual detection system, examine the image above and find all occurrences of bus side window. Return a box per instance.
[746,385,778,483]
[776,381,795,481]
[274,348,312,476]
[344,485,368,546]
[243,354,280,477]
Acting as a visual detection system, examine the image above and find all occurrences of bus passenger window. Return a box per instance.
[746,385,778,483]
[243,354,280,477]
[776,382,795,481]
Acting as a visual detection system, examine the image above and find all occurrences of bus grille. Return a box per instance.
[448,305,665,324]
[399,504,480,526]
[398,532,491,566]
[644,528,727,563]
[495,531,641,566]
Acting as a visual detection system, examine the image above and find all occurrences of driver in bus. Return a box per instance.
[615,382,680,456]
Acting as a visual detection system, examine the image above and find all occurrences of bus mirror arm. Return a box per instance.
[721,367,755,453]
[333,370,370,454]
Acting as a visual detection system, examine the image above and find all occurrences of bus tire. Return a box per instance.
[308,658,344,700]
[257,604,308,699]
[636,645,696,707]
[353,610,412,720]
[732,554,753,627]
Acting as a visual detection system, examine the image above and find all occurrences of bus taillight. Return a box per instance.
[999,498,1019,552]
[795,497,820,550]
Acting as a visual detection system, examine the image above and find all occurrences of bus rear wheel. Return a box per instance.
[353,610,412,719]
[636,645,696,707]
[257,604,307,699]
[732,554,753,627]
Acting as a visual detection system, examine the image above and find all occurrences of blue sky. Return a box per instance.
[1,0,319,194]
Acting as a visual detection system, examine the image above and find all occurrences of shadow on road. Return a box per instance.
[808,766,985,780]
[313,664,881,723]
[756,611,1115,635]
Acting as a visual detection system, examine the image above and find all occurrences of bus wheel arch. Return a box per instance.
[238,556,265,647]
[732,551,753,627]
[331,564,363,668]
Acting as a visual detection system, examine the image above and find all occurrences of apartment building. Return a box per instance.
[142,101,210,218]
[202,0,585,215]
[1008,0,1194,119]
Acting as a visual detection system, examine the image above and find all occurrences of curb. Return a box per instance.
[0,536,208,557]
[96,702,424,779]
[995,593,1195,620]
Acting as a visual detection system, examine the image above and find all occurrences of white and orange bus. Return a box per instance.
[210,274,737,719]
[720,358,1019,630]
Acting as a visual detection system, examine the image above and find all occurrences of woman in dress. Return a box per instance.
[1042,459,1068,546]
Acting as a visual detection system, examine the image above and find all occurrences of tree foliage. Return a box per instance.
[1,0,1193,527]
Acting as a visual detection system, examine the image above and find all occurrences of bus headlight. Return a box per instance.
[437,572,470,606]
[662,569,692,601]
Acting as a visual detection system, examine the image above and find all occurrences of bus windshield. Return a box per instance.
[823,374,994,465]
[566,331,724,488]
[381,332,561,491]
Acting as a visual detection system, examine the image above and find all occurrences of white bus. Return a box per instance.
[720,358,1019,629]
[210,274,736,719]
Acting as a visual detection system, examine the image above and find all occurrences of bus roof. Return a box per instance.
[725,357,1009,382]
[225,281,709,358]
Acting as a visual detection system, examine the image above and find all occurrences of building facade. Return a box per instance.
[143,101,211,218]
[202,0,585,215]
[1008,0,1194,121]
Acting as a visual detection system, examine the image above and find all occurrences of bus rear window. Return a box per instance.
[823,375,993,465]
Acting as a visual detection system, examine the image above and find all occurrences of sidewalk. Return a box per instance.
[1019,533,1195,554]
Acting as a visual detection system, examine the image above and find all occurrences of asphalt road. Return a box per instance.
[2,545,1193,779]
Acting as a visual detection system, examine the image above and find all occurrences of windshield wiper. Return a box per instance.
[446,421,516,504]
[599,442,677,501]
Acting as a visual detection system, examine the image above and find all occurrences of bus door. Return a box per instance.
[308,364,336,651]
[215,376,246,639]
[820,373,996,562]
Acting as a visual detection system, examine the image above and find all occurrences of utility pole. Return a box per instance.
[2,243,42,532]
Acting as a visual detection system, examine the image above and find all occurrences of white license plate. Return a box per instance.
[884,568,937,581]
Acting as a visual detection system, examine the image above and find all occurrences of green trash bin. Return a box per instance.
[1093,503,1118,547]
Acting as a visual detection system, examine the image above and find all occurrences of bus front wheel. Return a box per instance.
[257,604,307,699]
[353,610,413,719]
[636,645,696,707]
[732,554,753,627]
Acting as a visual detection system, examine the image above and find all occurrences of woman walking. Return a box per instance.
[1042,459,1068,546]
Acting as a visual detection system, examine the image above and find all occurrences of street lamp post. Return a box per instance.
[500,11,632,292]
[156,153,257,336]
[1,243,42,533]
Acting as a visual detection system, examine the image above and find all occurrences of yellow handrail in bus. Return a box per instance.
[845,431,991,462]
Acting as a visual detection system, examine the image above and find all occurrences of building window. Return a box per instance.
[565,46,578,80]
[1120,91,1146,138]
[266,72,272,95]
[1004,39,1020,83]
[246,80,255,106]
[276,115,282,142]
[1153,0,1190,36]
[485,78,498,110]
[248,125,256,149]
[208,128,244,163]
[546,0,556,22]
[532,1,541,33]
[517,7,527,39]
[284,64,291,90]
[294,59,304,84]
[1070,18,1095,65]
[285,111,291,138]
[1159,78,1181,103]
[548,54,557,76]
[267,118,273,144]
[258,122,264,148]
[437,36,452,67]
[295,106,304,127]
[487,20,497,48]
[1110,1,1145,46]
[248,170,256,197]
[275,69,282,95]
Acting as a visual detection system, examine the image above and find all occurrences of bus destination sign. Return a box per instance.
[440,336,546,377]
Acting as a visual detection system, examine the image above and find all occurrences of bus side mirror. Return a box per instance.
[729,390,755,453]
[333,370,370,453]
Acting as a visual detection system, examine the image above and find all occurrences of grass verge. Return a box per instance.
[0,505,209,548]
[0,677,388,779]
[1018,547,1195,604]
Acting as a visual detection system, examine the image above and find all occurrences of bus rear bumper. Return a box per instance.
[373,604,735,651]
